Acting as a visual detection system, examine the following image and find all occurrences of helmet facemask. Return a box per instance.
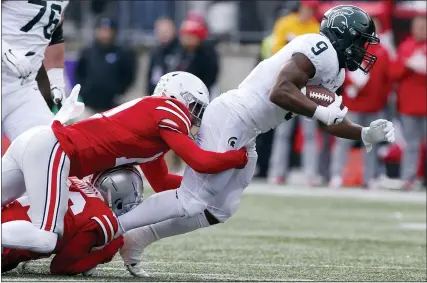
[345,27,380,73]
[188,98,207,127]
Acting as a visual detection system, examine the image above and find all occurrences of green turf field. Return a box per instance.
[3,184,426,282]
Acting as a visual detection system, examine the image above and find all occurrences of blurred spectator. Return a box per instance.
[329,17,392,190]
[271,0,319,54]
[75,17,136,116]
[389,14,427,190]
[146,17,181,95]
[268,1,321,185]
[176,12,219,97]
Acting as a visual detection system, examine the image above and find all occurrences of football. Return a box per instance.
[304,85,336,107]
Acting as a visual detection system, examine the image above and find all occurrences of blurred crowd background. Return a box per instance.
[13,0,426,191]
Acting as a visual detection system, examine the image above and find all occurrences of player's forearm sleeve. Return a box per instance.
[160,129,247,174]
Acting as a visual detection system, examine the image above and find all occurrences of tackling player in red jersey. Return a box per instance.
[2,165,143,275]
[2,72,248,255]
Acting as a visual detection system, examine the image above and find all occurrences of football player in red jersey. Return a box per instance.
[2,72,248,254]
[2,165,142,276]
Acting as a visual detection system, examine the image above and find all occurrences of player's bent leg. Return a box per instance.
[2,220,58,253]
[20,127,70,238]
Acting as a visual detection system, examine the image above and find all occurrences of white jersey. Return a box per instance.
[224,33,345,133]
[2,0,69,93]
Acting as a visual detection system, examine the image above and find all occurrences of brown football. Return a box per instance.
[305,85,335,107]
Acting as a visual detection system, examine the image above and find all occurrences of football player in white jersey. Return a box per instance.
[1,0,69,141]
[115,5,396,276]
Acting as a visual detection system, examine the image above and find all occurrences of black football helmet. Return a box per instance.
[320,5,380,73]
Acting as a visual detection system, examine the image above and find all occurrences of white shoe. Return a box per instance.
[329,176,343,189]
[125,263,150,277]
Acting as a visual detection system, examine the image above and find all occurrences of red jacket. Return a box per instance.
[342,44,392,113]
[389,36,427,116]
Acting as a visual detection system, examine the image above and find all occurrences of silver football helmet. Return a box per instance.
[92,165,144,216]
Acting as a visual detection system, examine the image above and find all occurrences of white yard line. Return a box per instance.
[400,222,427,230]
[244,182,426,203]
[12,263,299,282]
[30,259,426,271]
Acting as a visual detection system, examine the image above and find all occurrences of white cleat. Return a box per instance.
[125,263,150,277]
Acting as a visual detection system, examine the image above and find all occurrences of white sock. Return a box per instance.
[2,220,58,253]
[151,212,210,239]
[118,189,185,234]
[120,213,211,265]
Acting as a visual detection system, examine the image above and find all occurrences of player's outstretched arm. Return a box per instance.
[318,118,395,152]
[317,118,363,140]
[160,129,248,174]
[269,53,319,117]
[139,157,183,193]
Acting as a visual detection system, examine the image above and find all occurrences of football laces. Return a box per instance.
[309,91,333,103]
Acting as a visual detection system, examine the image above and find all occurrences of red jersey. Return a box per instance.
[1,178,123,275]
[52,96,248,180]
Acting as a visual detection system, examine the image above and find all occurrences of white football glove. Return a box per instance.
[361,119,395,153]
[47,68,66,104]
[313,94,348,126]
[52,84,85,124]
[1,39,32,79]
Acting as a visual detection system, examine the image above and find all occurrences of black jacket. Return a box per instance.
[146,37,181,95]
[175,41,219,91]
[75,41,136,112]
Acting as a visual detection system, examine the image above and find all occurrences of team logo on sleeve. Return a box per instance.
[228,137,237,148]
[327,8,354,34]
